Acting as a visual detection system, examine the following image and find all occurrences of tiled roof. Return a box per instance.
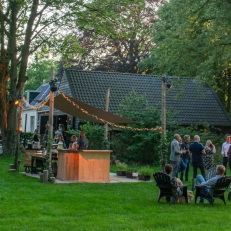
[23,83,50,110]
[62,69,231,127]
[24,83,61,113]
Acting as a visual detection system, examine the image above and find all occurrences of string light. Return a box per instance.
[22,96,50,110]
[22,91,162,132]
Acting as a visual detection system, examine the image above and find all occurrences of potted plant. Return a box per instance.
[116,162,127,176]
[126,168,137,179]
[138,166,153,181]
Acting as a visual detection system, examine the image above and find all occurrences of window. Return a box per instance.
[30,116,35,132]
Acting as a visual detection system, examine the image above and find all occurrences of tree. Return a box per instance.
[25,56,58,92]
[0,0,146,160]
[139,0,231,113]
[112,89,161,164]
[60,0,166,73]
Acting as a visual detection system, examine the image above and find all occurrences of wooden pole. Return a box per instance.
[161,77,166,139]
[48,67,54,175]
[104,87,110,140]
[160,76,167,169]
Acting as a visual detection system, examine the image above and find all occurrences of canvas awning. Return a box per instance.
[46,94,135,124]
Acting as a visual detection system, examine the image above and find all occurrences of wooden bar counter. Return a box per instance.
[57,150,112,183]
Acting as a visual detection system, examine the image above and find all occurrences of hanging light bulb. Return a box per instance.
[14,100,19,105]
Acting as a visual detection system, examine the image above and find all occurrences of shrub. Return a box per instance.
[113,89,161,164]
[116,162,128,171]
[66,122,110,150]
[138,166,153,176]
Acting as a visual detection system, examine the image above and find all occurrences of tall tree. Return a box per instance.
[25,56,57,92]
[60,0,166,73]
[0,0,146,157]
[139,0,231,113]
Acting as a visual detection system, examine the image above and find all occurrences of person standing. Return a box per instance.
[180,135,191,182]
[68,135,78,150]
[77,131,89,150]
[203,140,216,172]
[221,134,231,175]
[42,124,49,146]
[190,135,205,190]
[170,134,186,177]
[33,125,40,142]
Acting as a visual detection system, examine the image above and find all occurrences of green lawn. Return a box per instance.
[1,155,231,231]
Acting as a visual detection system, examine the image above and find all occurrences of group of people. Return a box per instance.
[168,133,231,203]
[54,124,89,150]
[33,123,89,150]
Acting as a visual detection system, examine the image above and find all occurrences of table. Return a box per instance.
[57,150,112,182]
[24,149,45,173]
[30,153,46,174]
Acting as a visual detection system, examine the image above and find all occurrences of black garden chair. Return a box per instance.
[195,176,231,205]
[153,172,188,204]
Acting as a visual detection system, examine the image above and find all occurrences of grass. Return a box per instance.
[1,155,231,231]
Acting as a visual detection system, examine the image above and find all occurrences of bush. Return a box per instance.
[20,132,33,147]
[113,89,161,164]
[116,162,128,171]
[66,122,110,150]
[138,166,153,176]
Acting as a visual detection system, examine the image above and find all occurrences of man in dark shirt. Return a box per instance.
[180,135,191,181]
[77,131,89,150]
[189,135,205,190]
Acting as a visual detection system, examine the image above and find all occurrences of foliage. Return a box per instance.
[65,122,110,150]
[138,166,153,176]
[126,168,138,173]
[20,132,33,148]
[158,138,169,169]
[116,162,128,171]
[112,89,161,164]
[139,0,231,112]
[45,136,54,179]
[25,58,58,92]
[60,1,167,73]
[0,0,148,155]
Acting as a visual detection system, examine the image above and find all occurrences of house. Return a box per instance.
[22,70,231,134]
[23,83,69,135]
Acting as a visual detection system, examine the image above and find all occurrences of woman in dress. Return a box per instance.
[203,140,216,171]
[68,135,78,150]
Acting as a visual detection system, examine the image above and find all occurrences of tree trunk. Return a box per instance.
[4,1,19,158]
[3,1,39,159]
[0,8,9,150]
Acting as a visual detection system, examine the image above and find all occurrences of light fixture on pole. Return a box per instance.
[161,76,172,137]
[161,76,172,168]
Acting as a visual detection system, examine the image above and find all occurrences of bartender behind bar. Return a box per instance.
[78,131,89,150]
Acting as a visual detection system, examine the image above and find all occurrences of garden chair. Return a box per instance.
[195,176,231,205]
[153,172,188,204]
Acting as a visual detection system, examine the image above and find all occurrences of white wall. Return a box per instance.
[22,109,38,132]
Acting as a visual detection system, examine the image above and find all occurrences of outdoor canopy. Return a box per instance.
[46,94,135,124]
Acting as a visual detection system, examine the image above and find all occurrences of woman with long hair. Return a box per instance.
[203,140,216,172]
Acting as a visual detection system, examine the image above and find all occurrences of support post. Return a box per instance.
[160,76,167,169]
[161,77,166,139]
[104,87,110,140]
[48,67,54,177]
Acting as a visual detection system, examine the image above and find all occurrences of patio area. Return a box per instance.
[22,172,153,183]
